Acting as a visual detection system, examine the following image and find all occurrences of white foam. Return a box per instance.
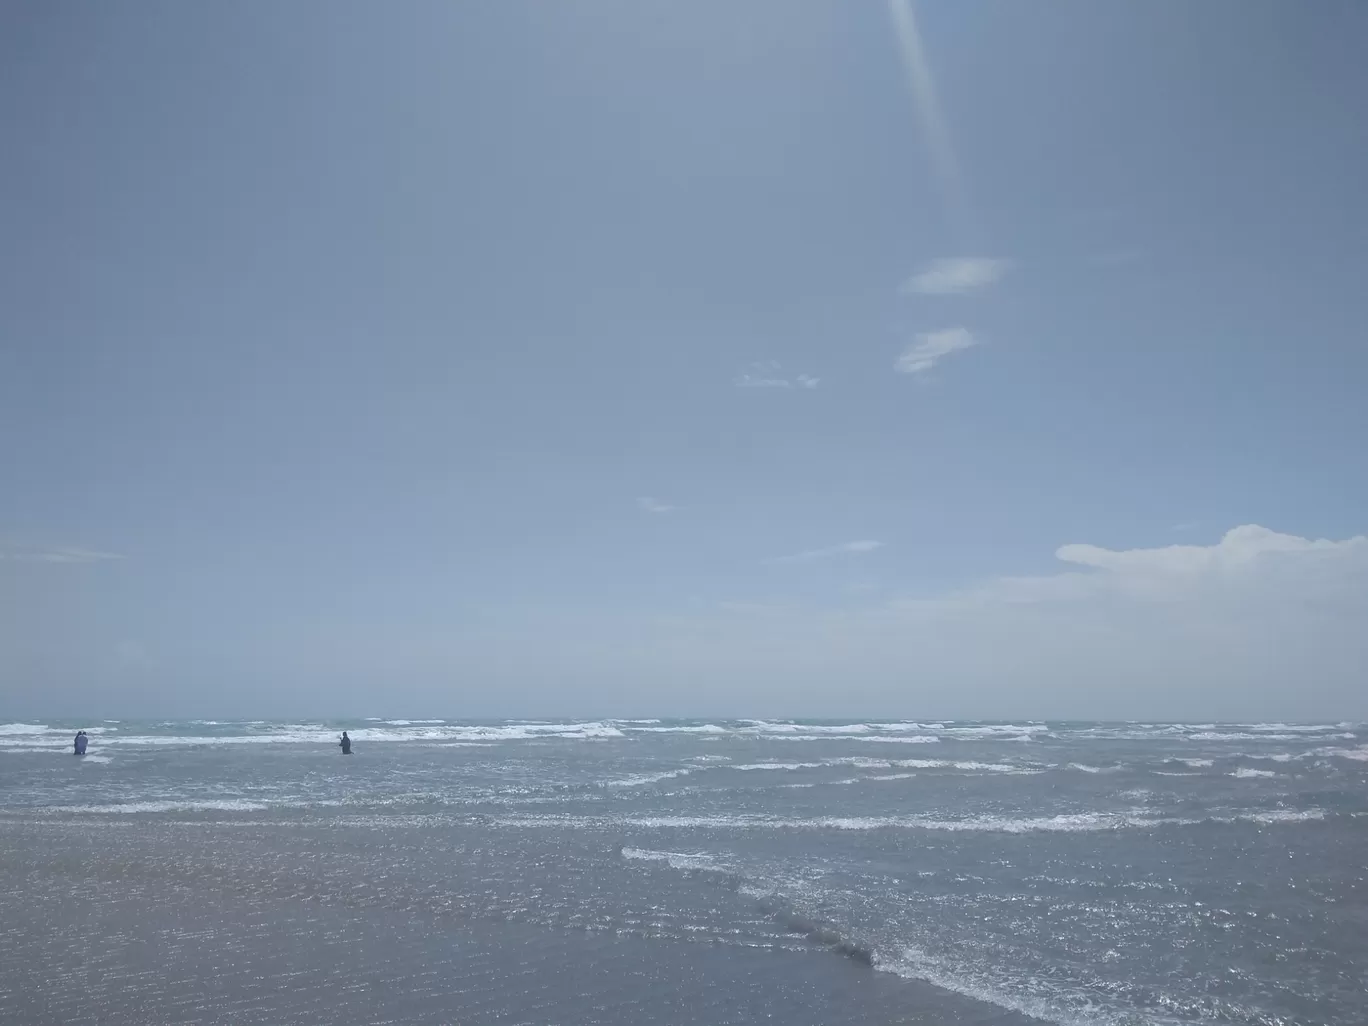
[738,720,948,738]
[737,720,877,734]
[733,758,884,772]
[499,808,1327,833]
[600,768,693,788]
[894,759,1031,773]
[933,724,1051,739]
[832,773,918,785]
[36,720,630,747]
[857,735,942,744]
[626,723,730,734]
[620,846,723,871]
[882,944,1105,1026]
[725,757,1032,775]
[1237,809,1324,824]
[51,799,269,814]
[1312,745,1368,762]
[759,733,940,743]
[1066,763,1120,774]
[1229,767,1278,779]
[1171,758,1214,768]
[1188,732,1303,741]
[356,721,626,743]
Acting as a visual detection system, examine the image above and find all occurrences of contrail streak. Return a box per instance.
[887,0,974,248]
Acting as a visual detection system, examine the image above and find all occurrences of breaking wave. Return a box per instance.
[0,720,626,748]
[600,768,694,788]
[501,808,1328,833]
[48,799,271,814]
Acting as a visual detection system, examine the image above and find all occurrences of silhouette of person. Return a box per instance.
[339,731,352,755]
[73,730,88,756]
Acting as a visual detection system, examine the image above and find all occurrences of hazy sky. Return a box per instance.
[3,1,1366,719]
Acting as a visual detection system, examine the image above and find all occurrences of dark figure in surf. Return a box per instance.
[339,731,351,755]
[73,731,88,756]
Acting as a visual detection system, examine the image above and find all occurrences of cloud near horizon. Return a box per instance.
[5,526,1364,721]
[938,524,1367,608]
[431,525,1368,719]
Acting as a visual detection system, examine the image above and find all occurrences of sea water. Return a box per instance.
[1,718,1365,1024]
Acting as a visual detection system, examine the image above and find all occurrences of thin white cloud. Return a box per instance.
[734,374,792,388]
[887,0,972,244]
[903,257,1009,296]
[637,497,676,515]
[896,327,977,375]
[0,544,124,564]
[941,525,1368,608]
[770,540,884,565]
[733,362,819,389]
[1055,524,1355,580]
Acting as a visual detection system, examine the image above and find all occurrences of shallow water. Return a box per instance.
[2,718,1365,1024]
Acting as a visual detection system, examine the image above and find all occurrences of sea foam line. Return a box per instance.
[495,809,1327,833]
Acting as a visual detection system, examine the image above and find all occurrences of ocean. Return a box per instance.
[1,718,1365,1025]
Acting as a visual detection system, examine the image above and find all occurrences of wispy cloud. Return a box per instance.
[902,257,1009,296]
[770,540,884,565]
[887,0,971,244]
[0,544,124,564]
[733,362,819,389]
[637,497,676,515]
[895,327,977,375]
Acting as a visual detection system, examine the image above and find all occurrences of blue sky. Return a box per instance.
[3,1,1366,718]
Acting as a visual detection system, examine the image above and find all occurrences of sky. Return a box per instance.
[2,1,1367,719]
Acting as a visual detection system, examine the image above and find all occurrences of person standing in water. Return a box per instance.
[73,730,88,756]
[339,731,352,755]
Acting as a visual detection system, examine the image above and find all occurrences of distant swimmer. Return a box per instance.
[73,731,88,756]
[339,731,352,755]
